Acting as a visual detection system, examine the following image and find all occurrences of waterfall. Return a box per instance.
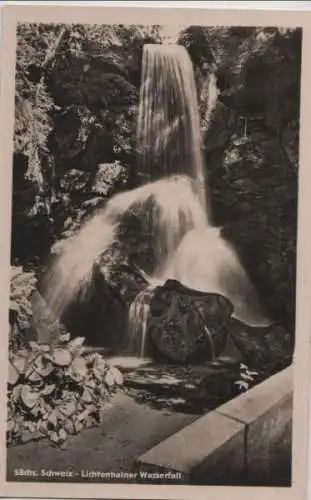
[43,175,206,320]
[42,42,271,360]
[128,287,154,357]
[136,44,209,221]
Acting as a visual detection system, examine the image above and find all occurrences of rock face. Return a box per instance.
[49,244,149,349]
[205,28,300,334]
[97,243,150,305]
[227,318,293,372]
[60,268,129,350]
[147,279,234,364]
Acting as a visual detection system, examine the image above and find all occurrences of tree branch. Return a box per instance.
[42,26,67,71]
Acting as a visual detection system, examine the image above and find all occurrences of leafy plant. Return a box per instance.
[7,334,123,448]
[234,363,259,393]
[9,266,37,350]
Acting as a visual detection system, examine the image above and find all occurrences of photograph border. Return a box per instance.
[1,4,311,499]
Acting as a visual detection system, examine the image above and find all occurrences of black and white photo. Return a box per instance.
[0,4,310,500]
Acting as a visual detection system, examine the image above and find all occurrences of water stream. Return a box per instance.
[43,43,270,360]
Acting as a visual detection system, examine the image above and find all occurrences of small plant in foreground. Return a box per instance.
[234,363,259,393]
[9,266,37,350]
[7,334,123,448]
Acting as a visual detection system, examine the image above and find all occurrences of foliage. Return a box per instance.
[177,25,217,71]
[7,334,123,448]
[9,267,37,350]
[11,23,301,338]
[14,23,62,188]
[234,363,259,393]
[12,22,162,267]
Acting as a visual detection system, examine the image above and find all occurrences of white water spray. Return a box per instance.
[43,43,271,359]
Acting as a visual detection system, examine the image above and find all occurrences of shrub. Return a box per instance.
[9,266,37,350]
[7,334,123,448]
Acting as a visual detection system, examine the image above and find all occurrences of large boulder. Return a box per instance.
[97,245,149,305]
[146,279,234,364]
[59,267,129,350]
[43,242,149,350]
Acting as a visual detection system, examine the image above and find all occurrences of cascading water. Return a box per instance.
[43,175,206,320]
[43,42,271,361]
[128,43,270,356]
[128,287,154,357]
[136,44,209,219]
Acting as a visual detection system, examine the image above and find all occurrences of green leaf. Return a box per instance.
[11,355,27,374]
[26,351,38,366]
[64,419,75,435]
[86,415,94,428]
[26,369,43,383]
[104,371,115,387]
[20,385,40,409]
[7,419,15,432]
[109,366,123,386]
[84,353,97,366]
[25,421,37,433]
[11,384,22,402]
[67,337,86,357]
[81,388,93,403]
[20,429,34,443]
[35,359,54,378]
[74,421,84,434]
[234,380,249,391]
[59,332,71,343]
[41,384,56,396]
[30,404,40,417]
[93,368,102,381]
[76,408,90,423]
[29,341,41,352]
[85,379,96,389]
[49,431,59,444]
[94,354,107,371]
[240,373,255,382]
[68,337,85,350]
[38,420,49,435]
[100,385,108,397]
[13,421,21,436]
[8,361,19,386]
[58,428,68,442]
[240,363,249,370]
[48,410,58,428]
[58,401,76,417]
[104,369,116,387]
[71,356,88,378]
[37,344,51,353]
[48,348,72,367]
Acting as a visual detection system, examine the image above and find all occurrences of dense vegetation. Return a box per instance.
[11,23,301,346]
[7,22,301,451]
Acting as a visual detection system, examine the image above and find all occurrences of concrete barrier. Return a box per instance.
[137,365,293,486]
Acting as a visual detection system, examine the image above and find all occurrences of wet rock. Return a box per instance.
[147,279,233,364]
[52,245,149,349]
[227,318,294,372]
[61,268,128,349]
[97,244,149,305]
[198,364,242,400]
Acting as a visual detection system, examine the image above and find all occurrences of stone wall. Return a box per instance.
[137,365,293,486]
